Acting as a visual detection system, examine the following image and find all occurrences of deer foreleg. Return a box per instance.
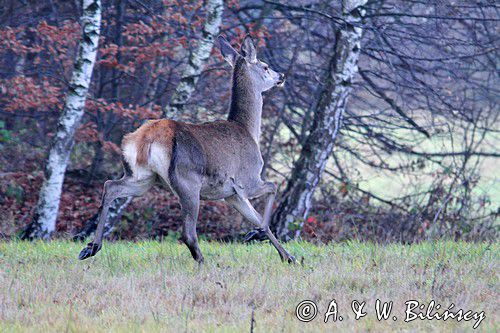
[226,194,296,264]
[242,181,276,241]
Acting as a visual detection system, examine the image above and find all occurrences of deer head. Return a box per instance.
[218,35,285,92]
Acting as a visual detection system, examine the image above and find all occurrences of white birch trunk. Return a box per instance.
[163,0,223,119]
[22,0,101,239]
[272,0,367,240]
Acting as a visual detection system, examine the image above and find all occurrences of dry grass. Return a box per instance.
[0,240,498,332]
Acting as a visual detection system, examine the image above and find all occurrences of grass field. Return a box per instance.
[0,240,498,332]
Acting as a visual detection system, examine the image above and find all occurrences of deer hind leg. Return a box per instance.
[163,130,206,263]
[164,163,204,263]
[78,174,154,260]
[226,192,296,264]
[177,189,204,263]
[165,175,203,263]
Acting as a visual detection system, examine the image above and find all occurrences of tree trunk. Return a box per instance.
[271,0,367,240]
[21,0,101,239]
[163,0,223,119]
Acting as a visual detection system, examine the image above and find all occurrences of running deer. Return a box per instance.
[78,36,296,263]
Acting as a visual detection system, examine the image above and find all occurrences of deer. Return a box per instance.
[78,35,296,264]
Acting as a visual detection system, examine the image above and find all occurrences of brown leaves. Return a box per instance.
[78,100,162,156]
[1,77,62,113]
[86,99,160,121]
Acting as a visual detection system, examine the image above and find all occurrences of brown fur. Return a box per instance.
[122,119,177,166]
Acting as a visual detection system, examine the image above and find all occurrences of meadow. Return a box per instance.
[0,240,498,332]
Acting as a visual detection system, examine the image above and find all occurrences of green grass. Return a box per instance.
[0,240,498,332]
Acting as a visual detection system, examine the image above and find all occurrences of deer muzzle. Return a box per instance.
[277,73,286,87]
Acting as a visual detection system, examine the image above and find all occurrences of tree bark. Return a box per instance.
[163,0,223,119]
[21,0,101,239]
[271,0,367,240]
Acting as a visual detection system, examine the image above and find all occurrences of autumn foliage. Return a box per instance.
[1,1,496,242]
[0,0,277,240]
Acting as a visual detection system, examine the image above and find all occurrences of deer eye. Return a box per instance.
[264,66,269,71]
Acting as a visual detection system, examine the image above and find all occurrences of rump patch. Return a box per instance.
[121,119,176,179]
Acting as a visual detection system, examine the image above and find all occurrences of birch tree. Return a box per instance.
[163,0,223,119]
[271,0,368,240]
[21,0,101,239]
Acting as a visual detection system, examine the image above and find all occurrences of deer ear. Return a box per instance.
[218,35,239,67]
[240,35,257,63]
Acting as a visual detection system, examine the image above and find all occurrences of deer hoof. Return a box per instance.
[286,255,297,265]
[243,228,267,242]
[78,242,101,260]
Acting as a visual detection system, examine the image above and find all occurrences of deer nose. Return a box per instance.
[277,73,286,86]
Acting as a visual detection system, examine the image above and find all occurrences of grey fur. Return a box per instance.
[79,36,295,264]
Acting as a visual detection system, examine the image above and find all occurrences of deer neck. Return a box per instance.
[227,61,262,142]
